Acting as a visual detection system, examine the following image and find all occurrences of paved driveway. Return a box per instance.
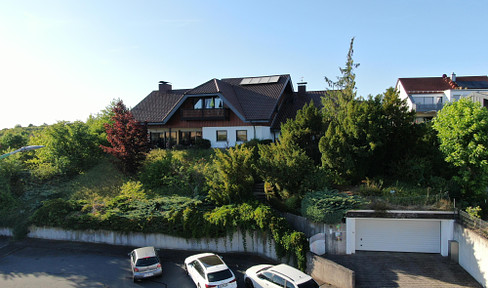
[0,236,275,288]
[326,251,482,288]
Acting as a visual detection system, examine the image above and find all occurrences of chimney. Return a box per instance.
[451,72,456,82]
[159,81,172,93]
[297,82,307,94]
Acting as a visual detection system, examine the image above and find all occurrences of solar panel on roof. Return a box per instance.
[456,81,488,89]
[240,76,280,85]
[250,77,261,84]
[269,76,280,83]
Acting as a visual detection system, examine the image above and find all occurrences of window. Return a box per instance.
[216,130,227,142]
[194,99,203,109]
[215,98,223,108]
[194,96,222,109]
[236,130,247,142]
[271,274,286,286]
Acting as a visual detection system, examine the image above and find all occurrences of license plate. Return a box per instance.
[144,272,153,277]
[220,284,228,288]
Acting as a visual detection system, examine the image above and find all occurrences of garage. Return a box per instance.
[355,219,440,253]
[346,210,457,255]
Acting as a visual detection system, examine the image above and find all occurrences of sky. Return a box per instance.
[1,0,487,129]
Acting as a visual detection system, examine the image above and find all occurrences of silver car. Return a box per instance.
[129,246,163,282]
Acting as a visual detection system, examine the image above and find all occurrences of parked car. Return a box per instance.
[129,246,163,282]
[184,252,237,288]
[244,263,319,288]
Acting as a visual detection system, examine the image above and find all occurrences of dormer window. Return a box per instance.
[194,96,223,109]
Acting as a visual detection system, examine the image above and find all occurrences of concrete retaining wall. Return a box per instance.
[453,223,488,288]
[306,252,354,288]
[0,226,279,261]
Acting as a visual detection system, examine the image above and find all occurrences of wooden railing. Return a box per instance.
[181,108,229,120]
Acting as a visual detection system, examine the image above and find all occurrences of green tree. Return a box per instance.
[206,145,255,205]
[27,121,101,179]
[0,130,28,153]
[86,99,118,147]
[432,98,488,203]
[319,37,361,184]
[279,101,325,165]
[257,141,318,199]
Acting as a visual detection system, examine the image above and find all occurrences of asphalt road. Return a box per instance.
[0,236,276,288]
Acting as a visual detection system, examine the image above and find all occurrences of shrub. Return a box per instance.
[301,188,366,224]
[193,138,211,149]
[139,149,208,197]
[207,145,255,205]
[27,121,101,179]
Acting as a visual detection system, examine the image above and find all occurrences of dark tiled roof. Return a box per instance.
[132,89,187,123]
[271,90,326,130]
[399,75,488,94]
[132,74,329,126]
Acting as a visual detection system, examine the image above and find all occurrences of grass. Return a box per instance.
[353,178,454,211]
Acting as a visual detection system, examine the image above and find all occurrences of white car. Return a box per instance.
[184,252,237,288]
[244,264,319,288]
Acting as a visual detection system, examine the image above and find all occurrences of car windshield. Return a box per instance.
[297,279,319,288]
[136,257,159,267]
[207,269,233,282]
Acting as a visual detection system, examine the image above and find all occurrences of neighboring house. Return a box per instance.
[132,74,325,148]
[396,73,488,122]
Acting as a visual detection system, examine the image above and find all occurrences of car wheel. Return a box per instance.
[245,278,254,288]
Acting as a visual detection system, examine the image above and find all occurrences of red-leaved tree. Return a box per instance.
[101,100,149,174]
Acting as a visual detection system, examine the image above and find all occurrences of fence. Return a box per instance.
[457,210,488,239]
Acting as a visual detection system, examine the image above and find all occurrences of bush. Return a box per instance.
[193,138,211,149]
[301,188,366,224]
[138,149,209,197]
[207,145,255,205]
[27,121,101,179]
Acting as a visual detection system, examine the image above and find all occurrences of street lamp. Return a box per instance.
[0,145,45,160]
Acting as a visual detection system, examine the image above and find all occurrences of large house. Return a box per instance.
[396,73,488,122]
[132,74,325,148]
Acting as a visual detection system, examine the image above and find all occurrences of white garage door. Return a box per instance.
[355,219,441,253]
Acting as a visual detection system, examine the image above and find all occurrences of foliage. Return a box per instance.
[319,38,361,184]
[0,130,28,153]
[26,121,101,179]
[207,145,255,205]
[279,102,325,164]
[257,141,320,199]
[86,99,118,147]
[466,206,482,219]
[358,179,453,210]
[31,198,308,270]
[101,100,149,174]
[301,188,366,224]
[139,149,211,197]
[193,138,211,149]
[432,99,488,203]
[320,88,418,184]
[0,152,25,195]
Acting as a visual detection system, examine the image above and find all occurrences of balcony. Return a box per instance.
[413,103,444,112]
[181,108,229,121]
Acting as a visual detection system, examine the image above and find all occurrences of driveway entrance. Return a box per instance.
[326,251,481,288]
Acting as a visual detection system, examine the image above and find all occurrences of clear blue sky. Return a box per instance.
[1,0,487,129]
